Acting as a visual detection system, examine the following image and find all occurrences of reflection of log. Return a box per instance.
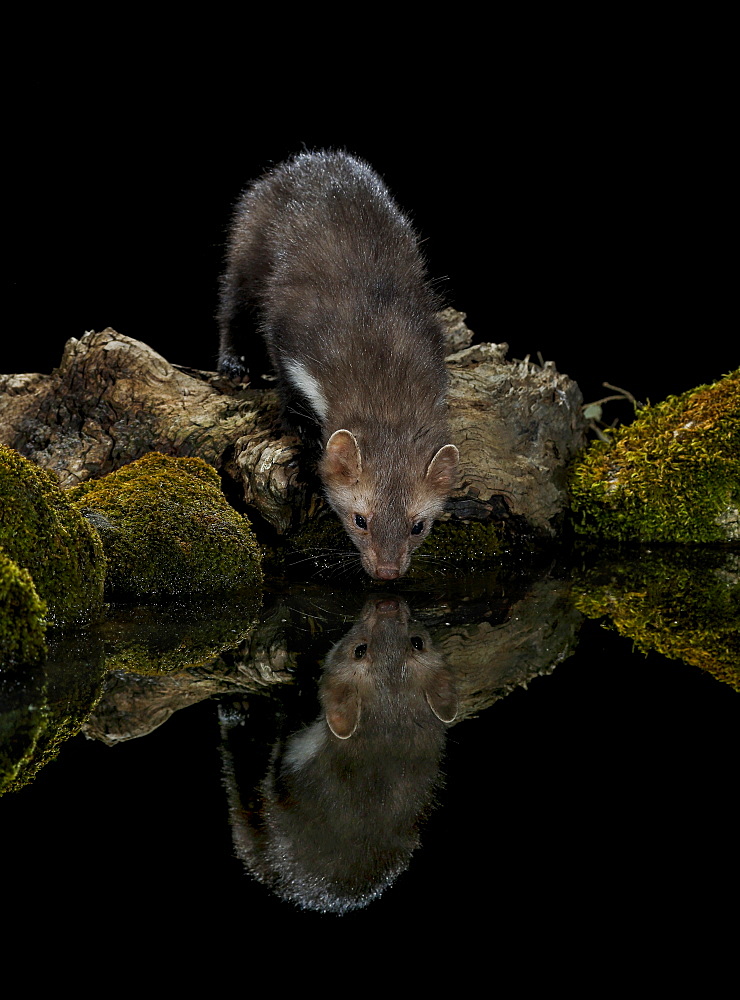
[81,568,583,744]
[437,575,584,717]
[81,646,296,746]
[0,312,586,538]
[80,664,277,746]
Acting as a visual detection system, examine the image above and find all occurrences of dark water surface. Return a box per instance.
[2,555,737,950]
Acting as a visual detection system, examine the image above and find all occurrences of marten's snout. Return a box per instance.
[375,564,401,581]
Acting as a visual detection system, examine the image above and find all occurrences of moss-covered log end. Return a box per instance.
[569,370,740,544]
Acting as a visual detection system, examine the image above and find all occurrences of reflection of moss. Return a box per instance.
[0,548,47,665]
[0,634,107,795]
[100,596,262,675]
[570,370,740,543]
[68,452,263,598]
[0,667,45,793]
[0,445,106,625]
[572,548,740,691]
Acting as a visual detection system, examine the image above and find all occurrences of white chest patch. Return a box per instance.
[283,724,326,771]
[282,358,329,422]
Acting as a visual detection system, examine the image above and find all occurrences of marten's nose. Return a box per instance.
[375,565,400,581]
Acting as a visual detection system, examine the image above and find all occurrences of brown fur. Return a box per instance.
[218,151,458,579]
[220,596,457,913]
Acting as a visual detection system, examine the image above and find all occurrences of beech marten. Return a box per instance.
[219,595,457,913]
[218,150,459,580]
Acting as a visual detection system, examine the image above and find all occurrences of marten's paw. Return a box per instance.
[218,351,250,383]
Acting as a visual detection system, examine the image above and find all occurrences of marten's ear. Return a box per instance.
[324,429,362,483]
[424,671,458,724]
[425,444,459,490]
[323,680,361,739]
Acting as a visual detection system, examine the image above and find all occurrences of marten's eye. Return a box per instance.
[410,635,424,650]
[411,520,425,535]
[354,643,367,659]
[354,514,367,530]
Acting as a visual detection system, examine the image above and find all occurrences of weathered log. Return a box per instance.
[0,311,586,540]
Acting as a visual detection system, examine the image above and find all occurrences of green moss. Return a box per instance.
[572,547,740,691]
[0,548,47,666]
[417,519,504,567]
[0,445,106,625]
[569,370,740,544]
[0,669,46,793]
[1,635,107,795]
[68,452,263,597]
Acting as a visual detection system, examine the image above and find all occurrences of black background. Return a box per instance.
[3,618,738,946]
[6,67,736,409]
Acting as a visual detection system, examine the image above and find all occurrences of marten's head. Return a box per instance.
[320,428,459,580]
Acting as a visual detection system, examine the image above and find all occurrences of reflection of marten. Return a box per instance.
[217,151,458,580]
[220,596,457,914]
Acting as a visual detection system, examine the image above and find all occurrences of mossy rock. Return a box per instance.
[0,445,106,626]
[0,548,48,666]
[68,452,263,598]
[569,370,740,544]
